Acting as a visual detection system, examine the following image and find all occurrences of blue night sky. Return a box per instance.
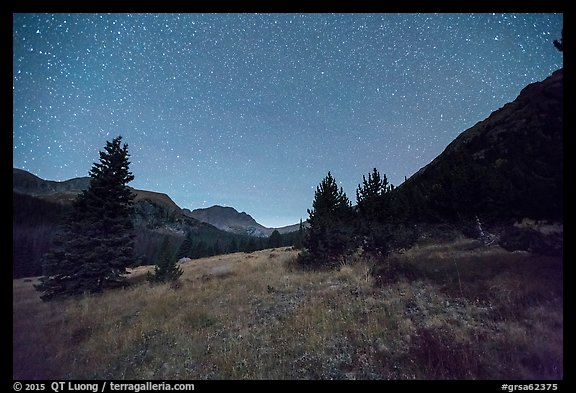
[13,13,563,228]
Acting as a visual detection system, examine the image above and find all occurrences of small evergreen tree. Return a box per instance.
[356,168,391,220]
[208,242,218,256]
[245,237,258,253]
[356,168,392,256]
[36,136,135,300]
[293,219,305,249]
[268,229,282,248]
[147,237,183,283]
[177,232,193,259]
[191,240,207,259]
[214,239,225,255]
[227,237,239,254]
[300,172,354,267]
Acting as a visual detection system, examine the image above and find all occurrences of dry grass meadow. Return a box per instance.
[13,240,562,380]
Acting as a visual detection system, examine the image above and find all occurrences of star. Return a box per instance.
[12,13,563,228]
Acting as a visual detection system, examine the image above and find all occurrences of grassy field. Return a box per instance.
[13,240,562,379]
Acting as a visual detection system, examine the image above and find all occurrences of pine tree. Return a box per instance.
[213,239,225,256]
[268,229,282,249]
[209,242,218,256]
[300,171,354,267]
[177,232,193,259]
[293,218,305,249]
[245,237,258,253]
[356,168,391,220]
[191,240,207,259]
[147,237,183,283]
[355,168,392,257]
[227,237,239,254]
[36,136,135,300]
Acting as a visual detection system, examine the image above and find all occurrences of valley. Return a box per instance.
[13,238,562,379]
[13,13,563,382]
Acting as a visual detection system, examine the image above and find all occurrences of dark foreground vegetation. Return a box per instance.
[14,237,562,379]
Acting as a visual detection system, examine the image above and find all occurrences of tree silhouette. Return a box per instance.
[553,29,563,52]
[300,172,354,267]
[147,236,183,283]
[36,136,135,300]
[268,229,282,248]
[356,168,392,256]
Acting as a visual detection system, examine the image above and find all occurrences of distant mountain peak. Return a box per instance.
[13,168,91,197]
[186,205,302,237]
[13,168,303,238]
[13,168,243,278]
[187,205,268,237]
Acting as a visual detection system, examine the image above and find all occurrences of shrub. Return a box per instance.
[147,237,183,283]
[372,258,421,286]
[499,226,561,255]
[388,224,418,251]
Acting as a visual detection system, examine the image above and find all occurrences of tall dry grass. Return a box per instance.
[13,242,562,379]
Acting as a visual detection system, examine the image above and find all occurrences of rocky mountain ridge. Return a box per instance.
[185,205,301,237]
[398,69,562,223]
[13,168,300,237]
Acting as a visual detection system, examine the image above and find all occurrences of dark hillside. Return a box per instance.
[395,69,562,224]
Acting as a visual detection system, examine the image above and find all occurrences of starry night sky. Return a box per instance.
[13,13,563,228]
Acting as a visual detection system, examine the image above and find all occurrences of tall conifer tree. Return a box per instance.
[355,168,392,256]
[356,168,391,221]
[36,136,135,300]
[301,172,354,267]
